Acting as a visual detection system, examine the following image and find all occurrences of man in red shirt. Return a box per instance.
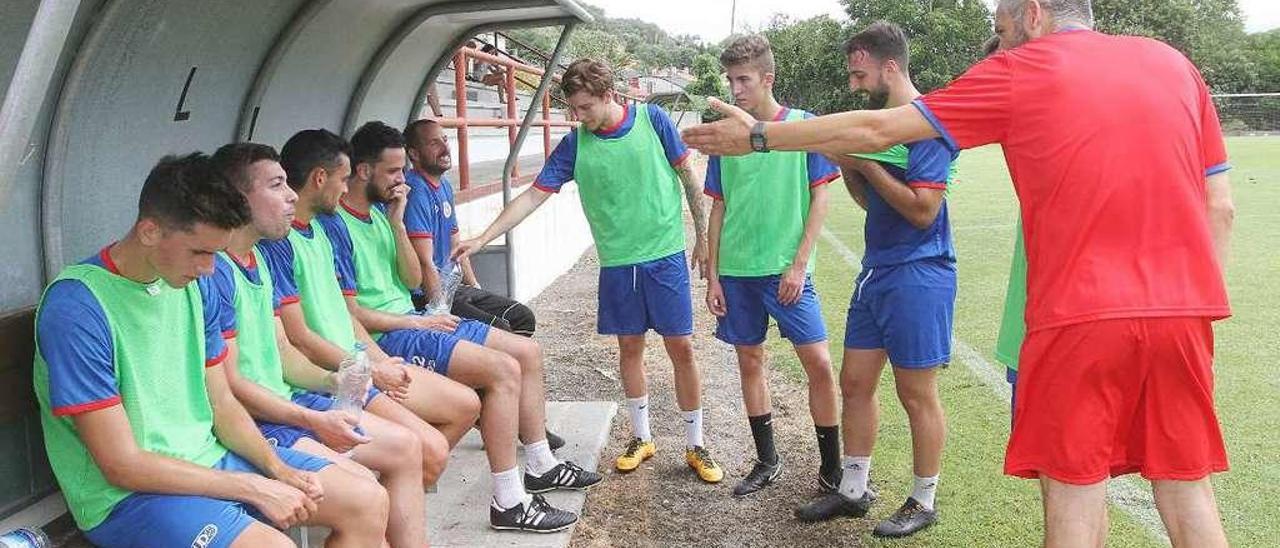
[683,1,1235,545]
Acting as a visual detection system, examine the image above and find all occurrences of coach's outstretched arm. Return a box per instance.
[682,98,939,157]
[452,185,553,260]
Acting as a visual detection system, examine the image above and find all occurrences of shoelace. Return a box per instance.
[889,501,924,524]
[622,437,646,457]
[690,446,719,468]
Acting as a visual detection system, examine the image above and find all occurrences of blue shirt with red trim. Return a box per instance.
[914,29,1231,331]
[403,169,458,271]
[860,138,958,268]
[204,252,281,338]
[257,219,357,311]
[533,103,690,192]
[703,108,839,199]
[37,247,227,415]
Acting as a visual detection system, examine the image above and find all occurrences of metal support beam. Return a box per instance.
[500,21,577,298]
[0,0,80,209]
[234,0,334,142]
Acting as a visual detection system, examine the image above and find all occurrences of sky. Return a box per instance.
[584,0,1280,43]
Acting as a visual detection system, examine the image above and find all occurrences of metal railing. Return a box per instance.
[437,46,575,191]
[436,44,643,192]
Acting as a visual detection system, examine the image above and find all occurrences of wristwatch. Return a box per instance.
[750,121,769,153]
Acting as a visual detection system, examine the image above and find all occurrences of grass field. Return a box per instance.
[763,137,1279,547]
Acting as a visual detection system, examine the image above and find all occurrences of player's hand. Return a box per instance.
[415,313,460,333]
[386,182,411,224]
[372,358,411,401]
[706,279,727,317]
[451,238,483,261]
[777,263,806,306]
[681,98,755,156]
[304,409,371,454]
[245,475,316,529]
[689,238,709,280]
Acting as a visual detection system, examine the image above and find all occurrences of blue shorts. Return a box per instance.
[379,318,489,375]
[598,252,693,337]
[714,274,827,346]
[258,390,377,447]
[844,258,956,368]
[84,447,330,548]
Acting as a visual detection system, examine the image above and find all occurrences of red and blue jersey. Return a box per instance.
[703,108,839,200]
[37,246,227,417]
[914,29,1231,332]
[533,103,691,193]
[257,218,358,310]
[202,251,282,338]
[403,170,458,272]
[859,139,958,268]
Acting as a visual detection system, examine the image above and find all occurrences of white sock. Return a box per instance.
[627,395,652,441]
[912,475,939,510]
[681,408,704,449]
[524,439,560,476]
[839,455,871,499]
[492,467,531,510]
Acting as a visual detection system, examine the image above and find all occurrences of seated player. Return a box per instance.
[207,142,437,547]
[269,127,596,533]
[33,153,388,548]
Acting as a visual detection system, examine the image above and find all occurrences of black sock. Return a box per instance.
[815,425,840,476]
[748,413,778,465]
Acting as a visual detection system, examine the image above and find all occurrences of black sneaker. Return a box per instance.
[546,430,565,452]
[490,494,578,533]
[732,459,783,497]
[818,467,842,493]
[794,490,877,522]
[523,461,603,493]
[872,497,937,537]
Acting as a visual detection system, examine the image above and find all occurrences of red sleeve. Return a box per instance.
[1194,69,1228,173]
[916,55,1014,150]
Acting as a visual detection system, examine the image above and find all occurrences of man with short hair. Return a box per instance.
[33,153,388,548]
[684,1,1235,545]
[794,23,957,538]
[337,120,600,501]
[269,127,590,533]
[207,142,438,547]
[403,118,538,338]
[703,34,841,499]
[455,58,725,485]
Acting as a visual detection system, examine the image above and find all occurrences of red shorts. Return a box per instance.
[1004,317,1228,484]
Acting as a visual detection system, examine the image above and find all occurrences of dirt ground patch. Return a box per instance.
[531,249,868,548]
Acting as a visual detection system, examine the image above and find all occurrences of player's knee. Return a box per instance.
[513,338,543,373]
[458,388,482,424]
[492,353,522,391]
[840,374,876,399]
[328,473,389,534]
[420,431,450,485]
[896,383,941,416]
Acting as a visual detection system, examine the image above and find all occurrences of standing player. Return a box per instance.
[684,0,1236,544]
[703,35,841,498]
[793,23,957,538]
[454,58,724,484]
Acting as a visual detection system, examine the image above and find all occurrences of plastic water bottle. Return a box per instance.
[333,343,371,421]
[0,527,50,548]
[427,261,463,315]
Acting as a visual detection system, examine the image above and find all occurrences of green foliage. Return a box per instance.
[683,53,729,121]
[841,0,993,93]
[1091,0,1269,93]
[1246,29,1280,92]
[504,3,715,72]
[764,15,857,114]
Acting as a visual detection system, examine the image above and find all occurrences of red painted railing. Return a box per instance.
[436,45,639,192]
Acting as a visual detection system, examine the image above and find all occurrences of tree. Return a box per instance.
[1092,0,1259,92]
[684,53,729,121]
[764,15,857,115]
[841,0,993,94]
[1246,29,1280,92]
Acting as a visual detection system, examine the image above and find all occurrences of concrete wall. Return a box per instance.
[455,185,594,302]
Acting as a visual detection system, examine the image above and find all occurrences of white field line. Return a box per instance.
[818,227,1170,546]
